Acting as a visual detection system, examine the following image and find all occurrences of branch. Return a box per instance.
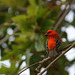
[15,6,27,12]
[57,0,72,19]
[0,26,19,45]
[58,43,72,53]
[35,57,51,73]
[0,35,9,45]
[38,42,75,75]
[15,6,27,15]
[18,62,40,75]
[53,0,74,31]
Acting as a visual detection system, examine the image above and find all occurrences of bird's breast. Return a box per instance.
[48,38,56,50]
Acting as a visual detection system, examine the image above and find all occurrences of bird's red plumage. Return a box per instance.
[46,30,60,40]
[48,38,56,50]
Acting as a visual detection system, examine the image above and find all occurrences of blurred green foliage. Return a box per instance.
[0,0,75,75]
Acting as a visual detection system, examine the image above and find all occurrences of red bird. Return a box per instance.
[45,30,62,57]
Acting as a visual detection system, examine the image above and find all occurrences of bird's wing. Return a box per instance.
[55,39,62,52]
[46,39,49,57]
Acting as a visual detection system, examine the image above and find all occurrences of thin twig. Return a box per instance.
[35,57,51,73]
[18,62,40,75]
[58,43,72,53]
[39,42,75,75]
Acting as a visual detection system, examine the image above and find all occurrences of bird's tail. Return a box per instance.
[49,49,57,58]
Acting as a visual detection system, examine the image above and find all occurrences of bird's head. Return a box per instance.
[45,30,59,39]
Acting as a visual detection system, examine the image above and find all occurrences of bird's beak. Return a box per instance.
[45,33,48,36]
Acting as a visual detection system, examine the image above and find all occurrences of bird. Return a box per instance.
[45,30,62,58]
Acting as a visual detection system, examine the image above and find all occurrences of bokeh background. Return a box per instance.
[0,0,75,75]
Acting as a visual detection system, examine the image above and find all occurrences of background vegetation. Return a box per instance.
[0,0,75,75]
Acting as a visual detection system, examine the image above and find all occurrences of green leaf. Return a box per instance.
[35,34,45,51]
[25,49,31,67]
[12,15,27,24]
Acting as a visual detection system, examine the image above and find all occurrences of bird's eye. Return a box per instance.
[48,31,52,33]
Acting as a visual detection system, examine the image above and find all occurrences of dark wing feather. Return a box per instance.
[46,39,49,57]
[56,39,62,52]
